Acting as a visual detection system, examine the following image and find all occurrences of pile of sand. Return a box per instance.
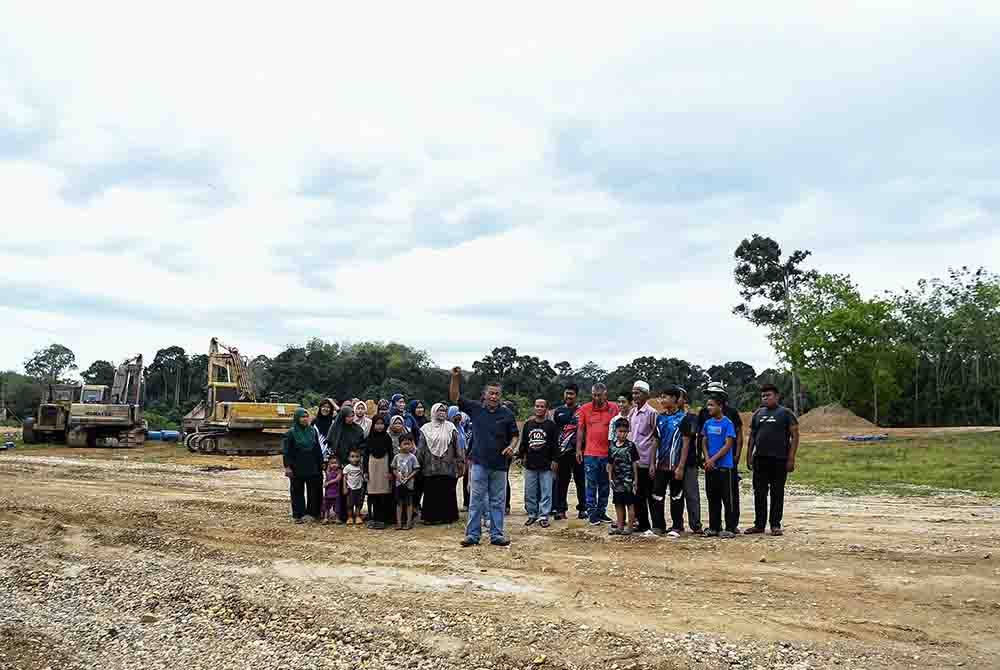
[798,403,876,433]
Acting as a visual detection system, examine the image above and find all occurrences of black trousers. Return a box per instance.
[635,467,665,531]
[753,457,788,529]
[290,476,322,519]
[730,467,742,529]
[369,492,394,525]
[554,451,586,514]
[705,468,736,532]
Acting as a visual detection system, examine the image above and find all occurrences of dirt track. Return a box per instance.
[1,445,998,670]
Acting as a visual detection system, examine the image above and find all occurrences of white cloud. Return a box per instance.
[2,2,999,378]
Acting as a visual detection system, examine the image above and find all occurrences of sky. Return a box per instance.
[3,3,1000,378]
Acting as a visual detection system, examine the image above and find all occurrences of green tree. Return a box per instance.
[24,343,77,383]
[733,234,817,414]
[81,360,116,386]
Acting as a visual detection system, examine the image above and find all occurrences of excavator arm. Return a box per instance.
[208,337,257,402]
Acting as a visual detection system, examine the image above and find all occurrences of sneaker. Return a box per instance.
[666,530,681,538]
[744,526,766,535]
[770,528,784,536]
[538,519,550,528]
[303,515,317,523]
[577,511,589,520]
[589,519,603,526]
[620,526,632,536]
[293,517,305,524]
[609,528,621,536]
[719,530,736,539]
[524,517,537,527]
[690,527,704,535]
[704,529,720,537]
[642,530,657,538]
[460,538,479,547]
[599,514,614,523]
[651,495,664,502]
[490,537,511,547]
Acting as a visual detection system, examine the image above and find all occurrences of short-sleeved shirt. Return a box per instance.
[608,439,640,493]
[458,397,518,470]
[578,401,620,458]
[343,464,365,490]
[391,452,420,490]
[628,402,659,467]
[751,405,798,460]
[552,404,580,456]
[701,416,736,469]
[519,419,558,470]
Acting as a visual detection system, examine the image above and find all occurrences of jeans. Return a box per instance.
[289,476,322,519]
[465,463,507,543]
[752,457,789,529]
[554,451,586,514]
[524,468,554,520]
[705,468,736,532]
[583,455,610,522]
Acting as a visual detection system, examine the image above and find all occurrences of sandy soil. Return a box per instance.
[1,444,998,669]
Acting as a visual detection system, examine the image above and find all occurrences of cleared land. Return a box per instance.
[1,434,999,670]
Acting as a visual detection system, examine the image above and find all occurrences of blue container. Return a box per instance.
[147,431,163,441]
[161,430,180,442]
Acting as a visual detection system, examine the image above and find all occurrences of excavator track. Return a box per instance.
[185,430,283,456]
[117,428,146,449]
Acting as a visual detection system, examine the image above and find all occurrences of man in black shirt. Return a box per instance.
[744,383,799,536]
[519,399,559,528]
[697,382,744,530]
[552,383,586,520]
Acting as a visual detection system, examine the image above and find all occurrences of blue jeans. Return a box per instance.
[465,463,507,543]
[584,456,610,522]
[524,468,554,520]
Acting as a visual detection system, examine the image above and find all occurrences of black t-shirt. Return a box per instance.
[552,404,580,456]
[680,413,700,468]
[519,419,559,470]
[459,397,518,470]
[750,405,798,460]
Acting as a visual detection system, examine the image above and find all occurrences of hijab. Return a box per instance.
[367,416,392,459]
[388,414,406,453]
[312,398,336,438]
[377,398,390,422]
[410,400,430,429]
[421,402,456,458]
[404,399,422,434]
[326,405,362,459]
[448,405,467,453]
[354,401,372,437]
[288,407,315,451]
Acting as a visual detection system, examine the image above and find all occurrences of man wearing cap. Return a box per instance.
[629,380,665,535]
[697,382,745,531]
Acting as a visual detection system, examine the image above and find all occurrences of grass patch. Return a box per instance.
[793,431,1000,496]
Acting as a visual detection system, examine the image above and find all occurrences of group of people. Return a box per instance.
[281,367,800,548]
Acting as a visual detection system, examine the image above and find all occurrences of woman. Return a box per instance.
[376,398,391,423]
[417,403,465,525]
[326,405,366,522]
[448,406,473,510]
[411,401,430,430]
[365,415,395,529]
[282,408,324,523]
[312,398,337,459]
[354,400,373,438]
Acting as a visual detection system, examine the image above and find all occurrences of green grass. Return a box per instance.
[793,431,1000,496]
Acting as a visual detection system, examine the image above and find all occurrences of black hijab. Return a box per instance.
[367,416,392,459]
[312,398,336,437]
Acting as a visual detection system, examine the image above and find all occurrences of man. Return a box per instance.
[553,383,586,520]
[745,384,800,537]
[577,383,619,526]
[519,399,559,528]
[700,397,737,538]
[654,386,700,536]
[450,367,519,547]
[629,380,664,535]
[697,381,744,531]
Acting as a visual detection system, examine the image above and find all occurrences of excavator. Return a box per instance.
[183,338,300,455]
[22,355,146,447]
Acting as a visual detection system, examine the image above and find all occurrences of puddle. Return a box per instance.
[272,559,546,597]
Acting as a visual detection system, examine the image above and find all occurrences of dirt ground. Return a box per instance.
[1,444,998,670]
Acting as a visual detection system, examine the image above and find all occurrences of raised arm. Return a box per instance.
[449,367,462,404]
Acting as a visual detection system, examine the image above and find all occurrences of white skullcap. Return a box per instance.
[633,380,650,393]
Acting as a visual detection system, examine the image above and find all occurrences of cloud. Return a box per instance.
[2,3,1000,379]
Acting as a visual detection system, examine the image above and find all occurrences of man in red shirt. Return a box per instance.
[576,383,619,525]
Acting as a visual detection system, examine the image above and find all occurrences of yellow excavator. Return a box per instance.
[183,338,300,455]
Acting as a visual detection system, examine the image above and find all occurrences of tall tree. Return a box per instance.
[24,344,77,383]
[81,360,116,386]
[733,234,817,414]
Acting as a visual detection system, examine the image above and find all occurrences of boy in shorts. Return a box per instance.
[606,417,639,536]
[392,434,420,530]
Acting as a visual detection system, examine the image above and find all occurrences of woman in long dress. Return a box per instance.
[364,415,395,529]
[417,403,465,525]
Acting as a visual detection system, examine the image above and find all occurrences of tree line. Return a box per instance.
[5,235,998,428]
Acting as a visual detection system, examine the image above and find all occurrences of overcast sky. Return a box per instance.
[3,3,999,377]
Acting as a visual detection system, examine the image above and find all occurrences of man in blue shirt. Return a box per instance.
[450,366,519,547]
[700,397,737,538]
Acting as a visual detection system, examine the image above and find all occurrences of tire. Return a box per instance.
[22,419,35,444]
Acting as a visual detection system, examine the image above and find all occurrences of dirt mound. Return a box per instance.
[799,403,876,433]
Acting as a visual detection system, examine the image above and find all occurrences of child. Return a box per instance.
[701,397,737,538]
[343,449,366,526]
[606,417,639,536]
[321,456,342,524]
[392,434,420,530]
